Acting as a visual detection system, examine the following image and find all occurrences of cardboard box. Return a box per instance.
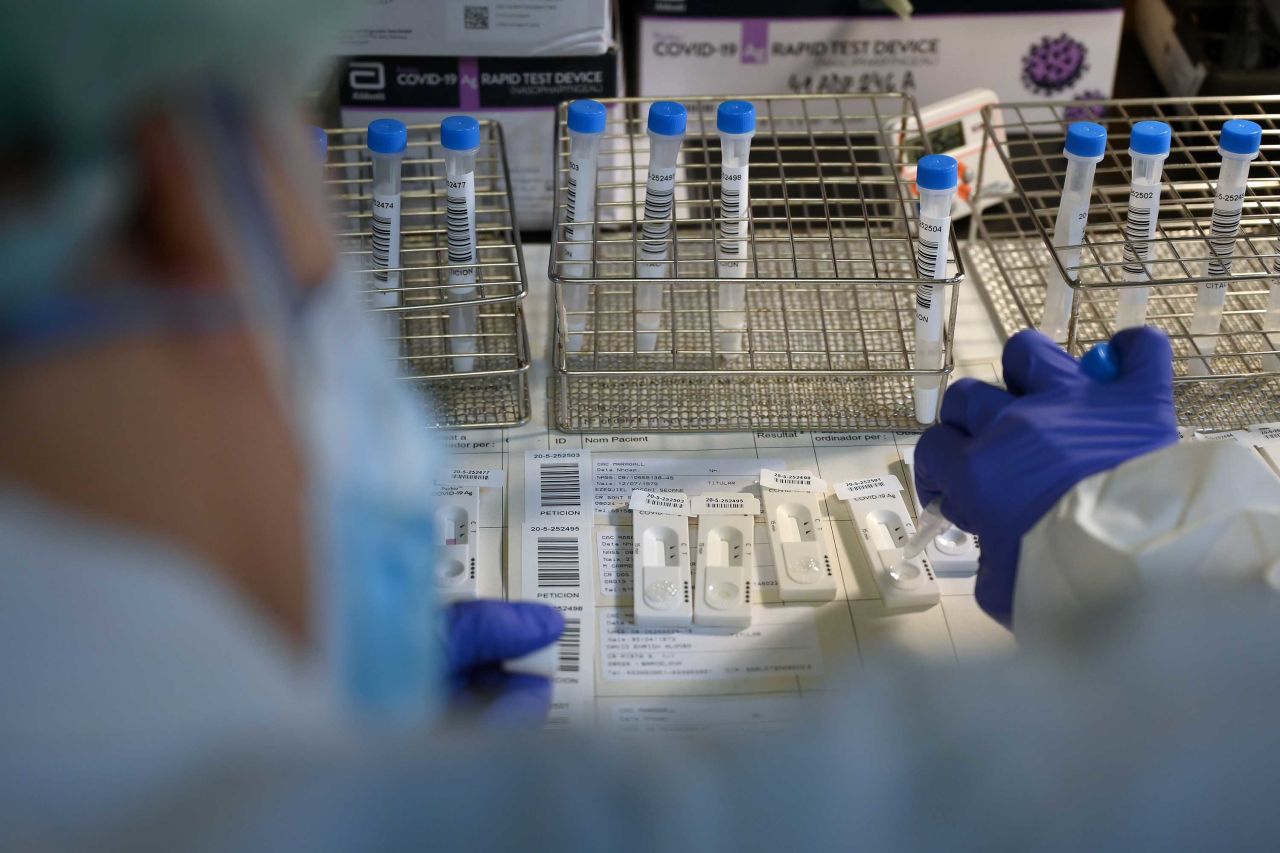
[338,0,613,57]
[633,1,1124,109]
[339,52,621,231]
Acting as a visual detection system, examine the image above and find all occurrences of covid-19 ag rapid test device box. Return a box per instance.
[632,0,1123,109]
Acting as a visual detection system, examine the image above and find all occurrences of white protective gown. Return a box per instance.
[2,440,1279,850]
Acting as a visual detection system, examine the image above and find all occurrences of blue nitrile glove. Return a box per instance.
[914,328,1178,626]
[446,600,564,724]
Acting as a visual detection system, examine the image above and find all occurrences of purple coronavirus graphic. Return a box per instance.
[1022,34,1089,96]
[1064,90,1109,122]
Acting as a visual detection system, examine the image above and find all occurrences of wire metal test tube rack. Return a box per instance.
[548,93,962,432]
[967,96,1280,429]
[325,120,530,429]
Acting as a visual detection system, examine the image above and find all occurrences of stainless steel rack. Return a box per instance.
[968,96,1280,429]
[548,93,962,432]
[324,120,530,429]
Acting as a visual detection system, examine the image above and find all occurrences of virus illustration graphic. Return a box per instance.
[1022,34,1089,96]
[1064,90,1109,122]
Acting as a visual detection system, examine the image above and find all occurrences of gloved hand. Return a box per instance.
[446,600,564,725]
[914,327,1179,626]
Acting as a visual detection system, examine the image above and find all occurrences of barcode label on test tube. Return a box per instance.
[718,168,746,255]
[640,167,676,255]
[1207,192,1245,277]
[446,172,477,278]
[565,169,580,226]
[914,214,948,279]
[371,193,400,282]
[1121,187,1158,277]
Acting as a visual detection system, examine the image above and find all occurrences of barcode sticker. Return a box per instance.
[834,475,902,501]
[446,171,477,286]
[1121,185,1161,278]
[534,534,582,588]
[519,518,594,697]
[436,467,505,487]
[371,192,400,285]
[914,213,949,280]
[525,451,592,520]
[691,492,761,516]
[718,166,748,256]
[1207,189,1245,277]
[629,490,691,516]
[557,618,581,673]
[639,166,676,258]
[759,468,826,493]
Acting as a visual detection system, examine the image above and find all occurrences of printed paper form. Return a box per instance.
[600,607,823,683]
[593,455,784,522]
[497,245,1021,728]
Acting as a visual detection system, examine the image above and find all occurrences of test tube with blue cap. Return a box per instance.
[442,115,481,372]
[1040,121,1107,342]
[913,153,959,424]
[1188,119,1262,376]
[715,100,756,355]
[561,99,607,351]
[367,118,408,310]
[636,101,687,352]
[900,340,1120,562]
[1114,121,1172,330]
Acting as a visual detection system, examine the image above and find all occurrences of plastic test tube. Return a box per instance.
[715,100,756,355]
[913,154,959,424]
[1114,121,1172,330]
[1039,122,1107,342]
[367,118,408,311]
[1264,247,1280,373]
[1188,119,1262,376]
[442,115,482,372]
[636,101,688,352]
[561,100,607,352]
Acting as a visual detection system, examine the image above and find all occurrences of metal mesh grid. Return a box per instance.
[547,93,962,432]
[971,96,1280,429]
[325,120,530,428]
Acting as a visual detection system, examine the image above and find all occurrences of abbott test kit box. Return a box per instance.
[634,1,1123,107]
[339,53,621,231]
[338,0,613,57]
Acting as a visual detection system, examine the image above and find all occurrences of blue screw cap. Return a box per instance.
[1081,341,1120,382]
[1129,120,1171,156]
[1219,119,1262,156]
[441,115,481,152]
[568,99,607,135]
[717,101,756,135]
[367,118,407,155]
[916,154,959,191]
[647,101,688,137]
[1064,121,1107,159]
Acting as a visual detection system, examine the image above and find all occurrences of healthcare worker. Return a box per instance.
[4,1,1280,850]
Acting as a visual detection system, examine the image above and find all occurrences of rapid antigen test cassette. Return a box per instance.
[837,476,939,610]
[692,492,760,630]
[432,485,480,601]
[630,491,693,628]
[760,470,837,603]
